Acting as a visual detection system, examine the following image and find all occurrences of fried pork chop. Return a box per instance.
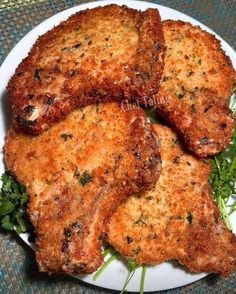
[8,4,165,135]
[156,20,235,157]
[4,103,161,274]
[107,124,236,275]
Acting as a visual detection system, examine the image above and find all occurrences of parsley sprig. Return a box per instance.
[93,247,118,281]
[209,93,236,229]
[120,260,139,294]
[0,171,30,234]
[93,247,146,294]
[209,129,236,229]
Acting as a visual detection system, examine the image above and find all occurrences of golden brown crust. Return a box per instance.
[157,88,235,157]
[155,20,235,157]
[4,103,161,274]
[107,124,236,276]
[8,4,165,135]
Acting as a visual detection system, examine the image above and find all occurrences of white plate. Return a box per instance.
[0,0,235,292]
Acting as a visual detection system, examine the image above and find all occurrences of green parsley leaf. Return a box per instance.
[0,200,14,216]
[0,171,31,234]
[1,215,14,230]
[209,128,236,230]
[79,171,92,186]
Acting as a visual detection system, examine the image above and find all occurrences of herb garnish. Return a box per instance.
[34,68,42,81]
[79,171,92,186]
[186,212,193,224]
[93,247,118,281]
[0,171,30,234]
[177,93,184,99]
[199,136,209,145]
[209,93,236,229]
[140,266,147,294]
[92,246,146,293]
[209,128,236,229]
[120,260,140,294]
[60,133,73,141]
[191,104,196,113]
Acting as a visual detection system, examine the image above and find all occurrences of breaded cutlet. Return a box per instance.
[8,4,165,135]
[107,124,236,276]
[155,20,235,157]
[4,103,161,274]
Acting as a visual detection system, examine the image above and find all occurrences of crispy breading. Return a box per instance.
[4,103,161,274]
[107,124,236,276]
[8,4,165,135]
[155,20,235,157]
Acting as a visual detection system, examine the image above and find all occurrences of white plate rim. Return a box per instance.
[0,0,235,292]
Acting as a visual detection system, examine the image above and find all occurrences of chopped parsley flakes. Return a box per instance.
[60,133,73,141]
[79,171,92,186]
